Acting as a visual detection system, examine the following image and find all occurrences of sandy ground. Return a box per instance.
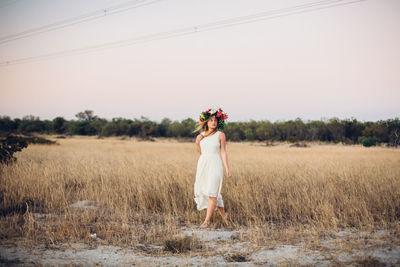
[1,201,399,266]
[1,224,399,267]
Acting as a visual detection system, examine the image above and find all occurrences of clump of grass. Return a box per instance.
[0,197,46,216]
[0,255,23,266]
[353,256,386,267]
[163,236,201,253]
[224,252,249,262]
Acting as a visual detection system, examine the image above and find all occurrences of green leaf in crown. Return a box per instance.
[199,107,229,131]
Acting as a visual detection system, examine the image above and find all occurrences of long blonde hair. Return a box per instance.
[192,116,218,138]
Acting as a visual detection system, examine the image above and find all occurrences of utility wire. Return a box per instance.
[0,0,166,44]
[0,0,21,9]
[0,0,367,67]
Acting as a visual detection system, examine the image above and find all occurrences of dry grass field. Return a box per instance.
[1,135,399,266]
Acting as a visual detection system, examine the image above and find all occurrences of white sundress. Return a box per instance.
[194,130,224,211]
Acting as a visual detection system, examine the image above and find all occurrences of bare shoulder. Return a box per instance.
[196,133,204,141]
[218,131,226,139]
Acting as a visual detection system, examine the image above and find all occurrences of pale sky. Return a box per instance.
[1,0,399,123]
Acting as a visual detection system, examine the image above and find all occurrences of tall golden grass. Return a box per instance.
[1,136,399,248]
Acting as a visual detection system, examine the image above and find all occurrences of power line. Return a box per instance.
[0,0,166,44]
[0,0,368,67]
[0,0,21,9]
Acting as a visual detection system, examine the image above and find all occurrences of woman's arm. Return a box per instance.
[219,132,231,178]
[195,134,203,154]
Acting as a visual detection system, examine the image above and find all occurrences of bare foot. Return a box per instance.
[199,221,211,229]
[222,212,229,226]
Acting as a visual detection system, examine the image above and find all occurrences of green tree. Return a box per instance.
[159,118,171,137]
[75,110,98,121]
[0,116,16,135]
[52,117,67,134]
[244,128,255,141]
[101,122,118,137]
[18,115,46,134]
[128,119,142,137]
[139,116,158,138]
[343,117,364,143]
[167,121,185,137]
[181,118,196,137]
[326,117,344,143]
[255,121,273,141]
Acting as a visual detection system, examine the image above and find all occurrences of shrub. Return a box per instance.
[287,136,299,143]
[163,236,202,253]
[0,135,28,165]
[360,136,381,147]
[22,135,57,145]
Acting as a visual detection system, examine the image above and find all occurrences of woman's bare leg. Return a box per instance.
[200,196,217,227]
[217,206,229,226]
[205,196,217,222]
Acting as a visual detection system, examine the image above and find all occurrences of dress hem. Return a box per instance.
[194,193,224,211]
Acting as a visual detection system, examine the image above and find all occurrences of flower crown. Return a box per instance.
[199,107,228,130]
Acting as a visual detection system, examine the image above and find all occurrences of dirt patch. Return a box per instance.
[2,226,399,266]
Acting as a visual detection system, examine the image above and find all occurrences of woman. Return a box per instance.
[193,107,231,228]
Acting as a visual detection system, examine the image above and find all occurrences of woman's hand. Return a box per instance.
[226,169,231,178]
[195,134,204,154]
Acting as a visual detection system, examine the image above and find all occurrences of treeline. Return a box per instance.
[0,110,399,146]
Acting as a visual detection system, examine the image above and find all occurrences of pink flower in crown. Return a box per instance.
[209,108,218,114]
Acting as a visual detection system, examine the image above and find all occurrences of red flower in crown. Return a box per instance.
[199,107,228,130]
